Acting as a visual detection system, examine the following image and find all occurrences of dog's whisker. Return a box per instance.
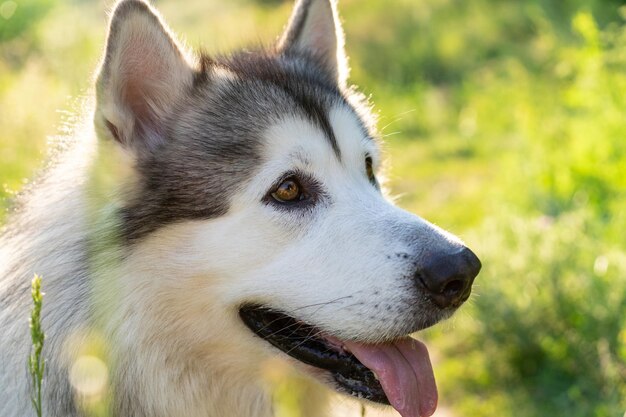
[283,329,326,357]
[291,295,355,312]
[380,108,417,132]
[257,319,307,339]
[252,295,356,335]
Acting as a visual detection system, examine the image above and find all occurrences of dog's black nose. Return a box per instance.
[416,247,481,308]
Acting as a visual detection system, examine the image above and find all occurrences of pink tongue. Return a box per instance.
[343,337,438,417]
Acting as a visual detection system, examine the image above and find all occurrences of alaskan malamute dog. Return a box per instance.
[0,1,481,416]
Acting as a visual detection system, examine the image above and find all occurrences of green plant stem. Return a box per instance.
[29,274,45,417]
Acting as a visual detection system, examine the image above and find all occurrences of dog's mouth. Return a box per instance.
[239,305,438,417]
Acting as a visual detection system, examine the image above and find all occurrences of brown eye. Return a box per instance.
[272,178,302,202]
[365,156,376,184]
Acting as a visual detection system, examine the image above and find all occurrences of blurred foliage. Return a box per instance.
[0,0,54,43]
[1,0,625,416]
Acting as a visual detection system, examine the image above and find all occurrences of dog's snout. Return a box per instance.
[415,247,481,308]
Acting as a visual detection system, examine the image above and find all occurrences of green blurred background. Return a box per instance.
[1,0,625,416]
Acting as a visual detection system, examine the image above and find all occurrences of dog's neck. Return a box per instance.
[112,347,275,417]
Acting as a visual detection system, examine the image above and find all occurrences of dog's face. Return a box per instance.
[94,1,480,416]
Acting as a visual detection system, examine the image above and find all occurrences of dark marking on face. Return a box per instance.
[120,49,353,242]
[212,51,342,157]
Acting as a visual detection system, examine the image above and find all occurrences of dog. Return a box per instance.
[0,1,481,416]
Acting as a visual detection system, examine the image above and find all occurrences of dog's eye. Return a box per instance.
[365,156,377,185]
[271,177,303,203]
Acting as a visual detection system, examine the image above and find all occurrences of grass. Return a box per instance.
[28,274,45,417]
[2,0,625,416]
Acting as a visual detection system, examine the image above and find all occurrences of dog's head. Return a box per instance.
[94,1,480,416]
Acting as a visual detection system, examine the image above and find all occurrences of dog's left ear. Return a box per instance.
[94,0,194,156]
[278,0,348,87]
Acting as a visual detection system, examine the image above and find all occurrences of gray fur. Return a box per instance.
[0,156,91,417]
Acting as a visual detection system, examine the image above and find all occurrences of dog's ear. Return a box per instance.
[95,0,194,156]
[278,0,348,87]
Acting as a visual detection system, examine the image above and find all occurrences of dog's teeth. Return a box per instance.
[372,372,379,381]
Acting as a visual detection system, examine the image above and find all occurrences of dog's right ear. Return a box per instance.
[95,0,193,156]
[278,0,348,88]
